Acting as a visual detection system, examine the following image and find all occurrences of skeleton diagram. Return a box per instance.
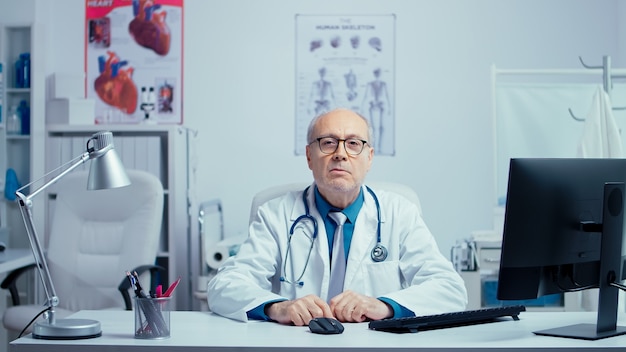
[361,68,391,150]
[309,67,335,115]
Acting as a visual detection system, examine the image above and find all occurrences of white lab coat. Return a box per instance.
[207,184,468,321]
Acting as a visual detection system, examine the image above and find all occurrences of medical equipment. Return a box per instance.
[280,185,387,286]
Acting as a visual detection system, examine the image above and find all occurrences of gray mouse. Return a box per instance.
[308,317,344,334]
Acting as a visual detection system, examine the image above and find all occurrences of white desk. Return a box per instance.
[9,310,626,351]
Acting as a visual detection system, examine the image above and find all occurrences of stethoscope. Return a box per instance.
[280,185,388,286]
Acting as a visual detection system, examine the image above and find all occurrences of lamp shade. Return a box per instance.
[87,149,131,190]
[86,131,131,190]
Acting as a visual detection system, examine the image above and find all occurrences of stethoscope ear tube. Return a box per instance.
[290,214,318,237]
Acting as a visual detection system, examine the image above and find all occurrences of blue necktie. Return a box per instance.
[328,211,347,301]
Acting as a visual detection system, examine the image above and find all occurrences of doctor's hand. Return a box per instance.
[329,290,393,323]
[265,294,334,326]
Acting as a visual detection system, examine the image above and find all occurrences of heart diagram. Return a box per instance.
[94,51,138,114]
[129,0,171,56]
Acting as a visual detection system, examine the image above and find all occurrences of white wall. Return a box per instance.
[181,0,623,256]
[1,0,623,260]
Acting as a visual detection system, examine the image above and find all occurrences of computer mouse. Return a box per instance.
[308,317,344,334]
[0,242,6,252]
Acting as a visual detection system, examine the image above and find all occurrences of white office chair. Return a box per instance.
[1,169,164,335]
[249,181,422,224]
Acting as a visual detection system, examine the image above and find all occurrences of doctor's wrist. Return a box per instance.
[265,300,293,324]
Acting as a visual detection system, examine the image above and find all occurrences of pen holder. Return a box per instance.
[134,297,171,339]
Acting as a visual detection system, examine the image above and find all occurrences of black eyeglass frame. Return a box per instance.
[311,137,369,156]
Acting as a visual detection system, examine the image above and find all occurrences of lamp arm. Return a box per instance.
[14,151,91,325]
[17,152,90,199]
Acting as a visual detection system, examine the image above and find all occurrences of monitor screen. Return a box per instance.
[497,158,626,340]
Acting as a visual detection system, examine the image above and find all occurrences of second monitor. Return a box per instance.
[497,158,626,340]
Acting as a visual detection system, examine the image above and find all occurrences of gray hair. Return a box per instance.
[306,108,373,146]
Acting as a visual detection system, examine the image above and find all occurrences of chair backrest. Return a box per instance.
[249,181,421,224]
[46,169,164,311]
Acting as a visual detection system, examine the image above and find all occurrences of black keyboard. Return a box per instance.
[368,305,526,333]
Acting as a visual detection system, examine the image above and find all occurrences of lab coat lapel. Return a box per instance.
[344,187,380,288]
[297,184,332,297]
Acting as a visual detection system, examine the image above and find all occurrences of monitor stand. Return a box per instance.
[534,182,626,340]
[535,323,626,341]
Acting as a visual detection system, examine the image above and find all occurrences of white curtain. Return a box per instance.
[495,83,626,203]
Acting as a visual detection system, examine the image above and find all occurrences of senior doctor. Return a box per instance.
[207,108,467,326]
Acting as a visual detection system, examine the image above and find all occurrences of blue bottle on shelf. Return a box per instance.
[18,100,29,135]
[0,62,3,123]
[14,52,30,88]
[14,56,23,88]
[21,53,30,88]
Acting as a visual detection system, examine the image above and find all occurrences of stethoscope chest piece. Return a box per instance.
[371,243,388,262]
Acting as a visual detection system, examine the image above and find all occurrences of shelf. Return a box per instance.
[5,134,29,140]
[0,23,41,252]
[6,88,29,93]
[47,123,182,133]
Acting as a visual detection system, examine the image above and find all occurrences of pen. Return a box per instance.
[132,271,150,298]
[155,284,163,298]
[126,271,142,298]
[163,277,181,297]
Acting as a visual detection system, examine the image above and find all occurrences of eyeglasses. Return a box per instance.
[312,137,368,156]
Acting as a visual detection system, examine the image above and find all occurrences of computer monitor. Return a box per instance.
[497,158,626,340]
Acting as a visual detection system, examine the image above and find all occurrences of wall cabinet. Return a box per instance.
[0,23,45,250]
[46,124,191,310]
[0,22,45,348]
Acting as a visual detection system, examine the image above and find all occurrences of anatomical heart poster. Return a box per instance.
[85,0,183,124]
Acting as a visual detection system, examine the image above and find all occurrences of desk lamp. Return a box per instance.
[15,131,130,339]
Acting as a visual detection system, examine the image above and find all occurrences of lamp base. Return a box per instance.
[32,318,102,340]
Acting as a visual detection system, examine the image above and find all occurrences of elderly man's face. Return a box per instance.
[306,109,373,204]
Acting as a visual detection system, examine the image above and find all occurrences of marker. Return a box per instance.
[163,277,181,297]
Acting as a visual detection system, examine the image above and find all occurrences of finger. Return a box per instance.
[298,311,314,326]
[334,292,368,322]
[330,304,346,321]
[340,304,359,322]
[333,303,352,322]
[288,299,314,326]
[350,305,368,322]
[293,306,315,326]
[328,292,347,313]
[295,295,331,325]
[332,291,362,321]
[312,295,334,318]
